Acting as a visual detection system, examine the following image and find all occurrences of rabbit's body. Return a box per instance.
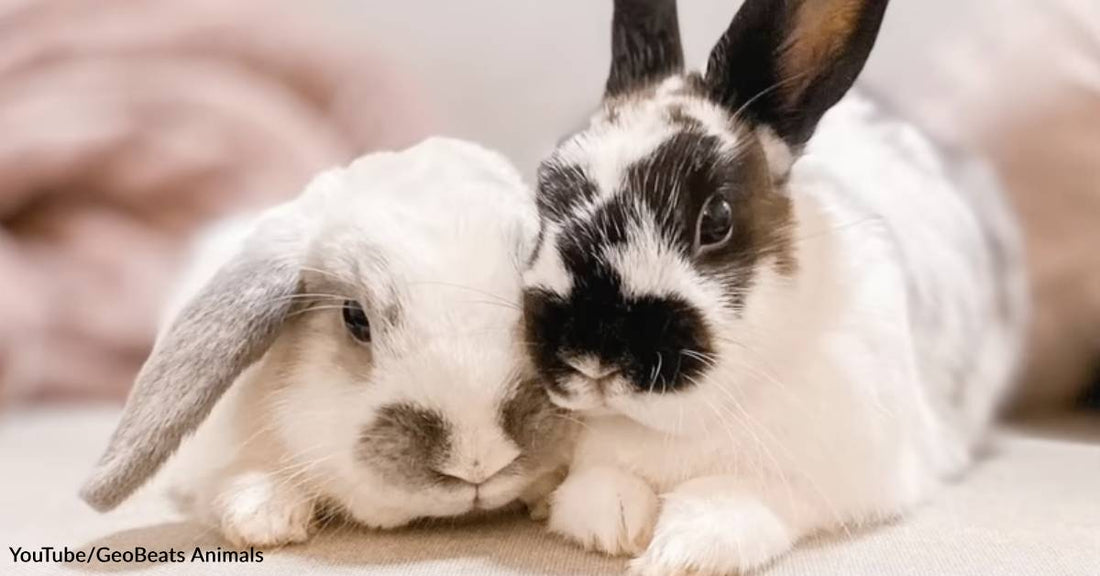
[523,1,1026,573]
[798,95,1026,450]
[549,91,1025,568]
[82,138,574,546]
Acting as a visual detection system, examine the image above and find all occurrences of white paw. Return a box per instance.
[216,472,314,548]
[548,466,660,556]
[359,506,418,530]
[631,490,793,576]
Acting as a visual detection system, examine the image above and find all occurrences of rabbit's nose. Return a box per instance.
[563,355,619,381]
[437,448,519,485]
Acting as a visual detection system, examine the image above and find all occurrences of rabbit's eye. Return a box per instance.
[342,300,371,343]
[695,194,733,252]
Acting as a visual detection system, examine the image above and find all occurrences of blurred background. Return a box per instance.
[0,0,1097,415]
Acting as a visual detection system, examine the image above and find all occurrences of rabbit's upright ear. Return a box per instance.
[606,0,684,96]
[705,0,889,148]
[80,208,310,512]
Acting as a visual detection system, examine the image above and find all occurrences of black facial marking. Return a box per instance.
[528,0,890,405]
[357,403,452,488]
[529,104,795,397]
[524,262,712,396]
[622,130,733,250]
[704,0,888,147]
[536,162,599,224]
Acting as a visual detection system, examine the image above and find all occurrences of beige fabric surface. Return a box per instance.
[0,408,1098,575]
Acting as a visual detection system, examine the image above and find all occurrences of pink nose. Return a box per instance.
[436,453,519,485]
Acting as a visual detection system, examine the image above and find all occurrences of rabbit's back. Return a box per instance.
[798,93,1028,444]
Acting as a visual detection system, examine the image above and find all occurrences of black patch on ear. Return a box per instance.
[704,0,788,132]
[704,0,889,147]
[607,0,684,96]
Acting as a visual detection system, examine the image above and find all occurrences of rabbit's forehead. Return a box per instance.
[551,76,743,188]
[305,219,523,328]
[543,79,748,225]
[528,78,795,308]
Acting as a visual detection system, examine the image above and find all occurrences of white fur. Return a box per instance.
[539,93,1027,574]
[161,138,563,546]
[548,465,660,556]
[756,126,794,180]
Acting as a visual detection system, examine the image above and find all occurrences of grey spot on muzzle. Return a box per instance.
[357,403,453,488]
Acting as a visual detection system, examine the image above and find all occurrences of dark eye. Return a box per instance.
[695,194,734,251]
[342,300,371,343]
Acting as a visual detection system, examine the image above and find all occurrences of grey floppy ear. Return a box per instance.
[606,0,684,96]
[80,217,305,512]
[704,0,889,148]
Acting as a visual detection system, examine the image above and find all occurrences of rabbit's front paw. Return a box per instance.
[216,472,314,548]
[548,466,659,556]
[631,478,793,576]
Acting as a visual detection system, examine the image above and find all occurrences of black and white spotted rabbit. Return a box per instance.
[521,1,1027,574]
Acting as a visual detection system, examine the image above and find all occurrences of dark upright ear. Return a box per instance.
[704,0,888,147]
[606,0,684,96]
[80,216,306,512]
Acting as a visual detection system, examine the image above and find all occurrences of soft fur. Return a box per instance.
[81,138,574,547]
[523,1,1027,574]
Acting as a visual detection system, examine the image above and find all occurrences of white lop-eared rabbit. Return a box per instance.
[81,138,575,547]
[522,0,1027,574]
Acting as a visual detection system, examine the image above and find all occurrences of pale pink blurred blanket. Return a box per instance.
[0,0,429,402]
